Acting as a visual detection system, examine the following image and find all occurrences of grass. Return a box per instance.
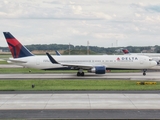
[0,79,159,91]
[0,60,8,64]
[0,54,11,59]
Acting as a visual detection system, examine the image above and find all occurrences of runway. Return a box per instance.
[0,72,160,80]
[0,93,160,119]
[0,68,160,119]
[0,64,22,68]
[1,109,160,119]
[1,93,160,110]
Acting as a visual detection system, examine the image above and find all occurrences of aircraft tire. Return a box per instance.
[143,72,146,76]
[81,72,84,76]
[77,72,84,76]
[77,72,80,76]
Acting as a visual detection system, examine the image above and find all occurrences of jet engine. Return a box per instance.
[88,66,106,74]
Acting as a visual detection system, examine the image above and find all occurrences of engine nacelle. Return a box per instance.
[88,66,106,74]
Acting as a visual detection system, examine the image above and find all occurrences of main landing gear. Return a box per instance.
[77,69,84,76]
[77,72,84,76]
[143,69,147,76]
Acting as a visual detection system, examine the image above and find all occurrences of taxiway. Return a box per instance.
[0,93,160,119]
[0,64,160,119]
[0,72,160,80]
[0,93,160,110]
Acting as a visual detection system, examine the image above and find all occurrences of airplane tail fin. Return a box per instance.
[122,49,130,54]
[3,32,34,58]
[55,50,61,56]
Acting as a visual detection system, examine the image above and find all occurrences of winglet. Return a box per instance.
[46,52,59,64]
[55,50,61,56]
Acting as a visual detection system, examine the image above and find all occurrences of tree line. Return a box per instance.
[1,44,160,55]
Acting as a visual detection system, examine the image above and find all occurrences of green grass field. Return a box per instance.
[0,60,8,64]
[0,79,159,91]
[0,54,11,59]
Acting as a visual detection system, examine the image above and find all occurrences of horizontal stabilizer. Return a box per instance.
[8,58,27,63]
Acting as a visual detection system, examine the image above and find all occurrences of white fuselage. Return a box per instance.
[8,55,157,70]
[125,53,160,63]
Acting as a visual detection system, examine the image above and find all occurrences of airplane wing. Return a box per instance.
[58,63,93,69]
[46,52,94,69]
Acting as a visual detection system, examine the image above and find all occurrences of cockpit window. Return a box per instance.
[149,59,152,61]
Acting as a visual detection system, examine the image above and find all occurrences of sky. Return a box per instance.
[0,0,160,47]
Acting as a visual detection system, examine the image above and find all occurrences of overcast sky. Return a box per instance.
[0,0,160,47]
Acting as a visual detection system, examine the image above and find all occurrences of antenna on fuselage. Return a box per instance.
[69,43,70,55]
[87,41,89,55]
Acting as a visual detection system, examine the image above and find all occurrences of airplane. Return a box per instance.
[122,49,160,64]
[3,32,157,76]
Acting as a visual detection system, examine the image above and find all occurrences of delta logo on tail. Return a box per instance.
[3,32,33,58]
[122,49,130,54]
